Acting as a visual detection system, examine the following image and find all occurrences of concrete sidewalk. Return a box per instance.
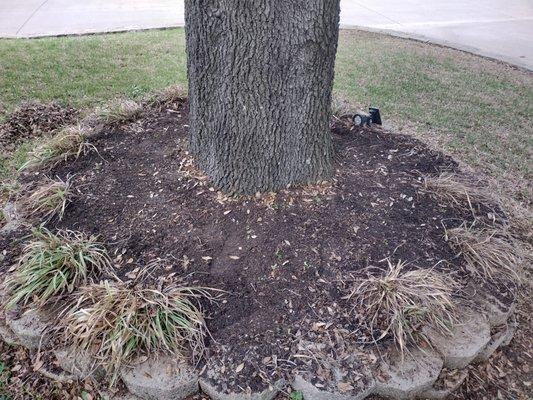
[0,0,532,70]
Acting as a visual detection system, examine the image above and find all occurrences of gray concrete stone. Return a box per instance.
[426,311,491,369]
[0,290,19,346]
[375,349,443,400]
[463,282,515,328]
[502,318,518,347]
[478,293,515,328]
[418,369,468,400]
[474,321,517,363]
[200,378,285,400]
[36,365,76,383]
[0,317,20,346]
[0,202,23,235]
[6,308,50,350]
[54,347,105,380]
[119,356,198,400]
[292,374,375,400]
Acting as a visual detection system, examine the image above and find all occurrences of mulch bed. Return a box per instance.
[2,98,520,397]
[0,101,78,150]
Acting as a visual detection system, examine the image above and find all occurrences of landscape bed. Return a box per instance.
[0,96,526,400]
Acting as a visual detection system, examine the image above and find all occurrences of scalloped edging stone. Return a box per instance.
[292,374,375,400]
[375,348,443,399]
[474,319,517,363]
[0,300,518,400]
[0,317,20,346]
[0,202,23,235]
[199,377,286,400]
[425,309,491,369]
[36,364,76,383]
[0,302,517,400]
[5,308,50,350]
[475,289,516,328]
[119,356,198,400]
[54,347,106,380]
[0,280,519,400]
[418,369,469,400]
[501,316,518,347]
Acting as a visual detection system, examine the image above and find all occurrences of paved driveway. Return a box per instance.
[0,0,532,70]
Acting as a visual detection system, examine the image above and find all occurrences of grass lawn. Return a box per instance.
[0,28,532,200]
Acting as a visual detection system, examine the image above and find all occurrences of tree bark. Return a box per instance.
[185,0,340,194]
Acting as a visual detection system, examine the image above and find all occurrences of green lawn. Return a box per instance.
[1,28,532,199]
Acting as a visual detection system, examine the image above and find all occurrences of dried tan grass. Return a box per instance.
[423,173,496,211]
[0,180,21,199]
[505,204,533,245]
[346,260,458,354]
[424,173,532,244]
[20,125,91,170]
[20,176,73,222]
[446,225,523,283]
[97,99,142,124]
[150,84,187,105]
[58,280,213,385]
[331,93,355,117]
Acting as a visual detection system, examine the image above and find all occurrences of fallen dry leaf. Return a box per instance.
[337,382,354,392]
[32,359,44,371]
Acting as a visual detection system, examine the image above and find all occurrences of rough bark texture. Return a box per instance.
[185,0,340,194]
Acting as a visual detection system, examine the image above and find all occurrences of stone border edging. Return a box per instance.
[0,286,517,400]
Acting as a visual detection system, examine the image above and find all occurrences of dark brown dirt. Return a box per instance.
[5,99,512,394]
[1,99,527,400]
[0,101,78,150]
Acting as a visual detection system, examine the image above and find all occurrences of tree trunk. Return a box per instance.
[185,0,340,194]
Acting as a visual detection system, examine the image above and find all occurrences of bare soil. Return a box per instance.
[1,99,524,398]
[32,99,459,387]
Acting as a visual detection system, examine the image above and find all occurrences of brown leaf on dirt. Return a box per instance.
[337,382,354,392]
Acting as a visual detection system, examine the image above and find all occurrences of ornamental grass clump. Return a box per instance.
[446,225,522,283]
[346,260,458,355]
[423,173,496,212]
[425,173,533,244]
[6,228,112,309]
[21,176,73,222]
[20,125,90,170]
[58,280,212,384]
